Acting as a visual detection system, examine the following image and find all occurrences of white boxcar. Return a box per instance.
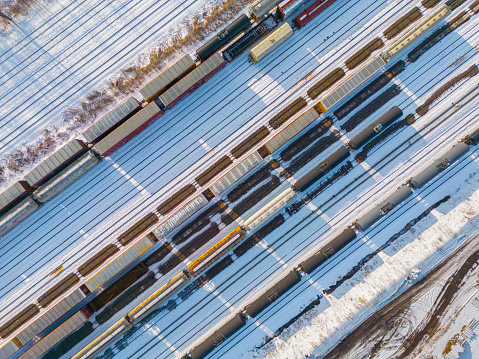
[93,101,164,157]
[243,187,295,231]
[15,289,85,346]
[264,108,319,153]
[250,23,293,63]
[140,54,196,102]
[24,140,88,187]
[153,194,208,240]
[18,309,91,359]
[33,152,100,203]
[250,0,283,19]
[0,197,39,237]
[316,56,386,113]
[83,97,141,143]
[209,151,263,196]
[0,341,20,359]
[83,235,156,292]
[159,53,225,109]
[0,182,33,214]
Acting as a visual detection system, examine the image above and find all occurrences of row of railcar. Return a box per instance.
[1,1,463,357]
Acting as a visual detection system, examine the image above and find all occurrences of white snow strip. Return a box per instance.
[247,74,285,106]
[307,48,321,63]
[143,324,178,353]
[358,161,382,182]
[391,76,421,105]
[306,202,331,222]
[258,239,288,268]
[203,282,235,311]
[253,319,276,338]
[108,157,150,196]
[331,124,348,145]
[198,139,212,152]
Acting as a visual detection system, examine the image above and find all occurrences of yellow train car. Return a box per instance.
[250,23,293,63]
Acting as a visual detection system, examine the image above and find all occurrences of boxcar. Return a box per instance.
[0,181,34,215]
[294,0,337,28]
[140,55,196,103]
[0,197,39,237]
[277,0,310,20]
[83,97,141,143]
[37,273,80,308]
[0,304,40,340]
[197,15,251,61]
[159,53,225,109]
[93,101,164,157]
[250,0,283,19]
[250,23,293,63]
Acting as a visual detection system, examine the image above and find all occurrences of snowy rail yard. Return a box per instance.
[1,0,479,358]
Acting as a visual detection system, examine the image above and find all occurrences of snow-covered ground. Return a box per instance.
[1,0,479,358]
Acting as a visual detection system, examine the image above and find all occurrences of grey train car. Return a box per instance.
[464,127,479,145]
[355,185,412,231]
[408,142,469,188]
[197,14,252,61]
[347,107,403,150]
[300,228,357,273]
[186,313,246,359]
[245,270,301,317]
[294,146,350,192]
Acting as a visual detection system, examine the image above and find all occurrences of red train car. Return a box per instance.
[293,0,336,28]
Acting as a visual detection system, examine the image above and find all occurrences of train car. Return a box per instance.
[153,194,209,240]
[159,53,225,110]
[264,108,319,154]
[0,340,19,359]
[0,197,39,237]
[245,270,301,317]
[355,185,413,231]
[118,213,159,246]
[83,97,142,143]
[223,15,278,62]
[38,273,81,308]
[187,313,246,359]
[294,0,336,28]
[277,0,307,20]
[140,55,196,103]
[250,23,293,63]
[33,151,100,203]
[81,235,156,293]
[128,271,190,323]
[70,317,131,359]
[93,101,164,157]
[209,152,263,196]
[78,244,119,277]
[187,228,246,277]
[24,140,88,188]
[243,187,296,232]
[294,146,350,192]
[315,56,386,114]
[0,304,39,340]
[347,107,403,150]
[381,4,451,62]
[408,142,469,188]
[250,0,283,19]
[464,127,479,145]
[18,307,93,359]
[300,228,356,273]
[197,15,252,61]
[0,181,34,215]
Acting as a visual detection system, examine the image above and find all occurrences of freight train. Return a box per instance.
[1,1,467,358]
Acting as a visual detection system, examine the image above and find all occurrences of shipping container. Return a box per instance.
[128,271,190,324]
[24,140,88,188]
[315,56,386,113]
[153,194,208,239]
[355,185,412,231]
[93,101,164,157]
[83,235,156,293]
[83,97,142,143]
[209,152,263,195]
[0,340,20,359]
[250,0,283,18]
[140,55,196,103]
[223,15,278,62]
[265,108,319,153]
[0,182,34,215]
[0,305,39,339]
[187,228,246,276]
[16,289,85,346]
[409,142,469,188]
[18,308,92,359]
[294,0,337,28]
[245,270,301,317]
[189,313,246,359]
[347,107,403,150]
[159,53,225,109]
[197,15,251,61]
[0,197,39,237]
[70,317,131,359]
[118,213,159,246]
[33,151,100,203]
[37,273,80,308]
[381,5,451,62]
[294,146,349,191]
[244,187,296,232]
[250,23,293,63]
[300,229,356,273]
